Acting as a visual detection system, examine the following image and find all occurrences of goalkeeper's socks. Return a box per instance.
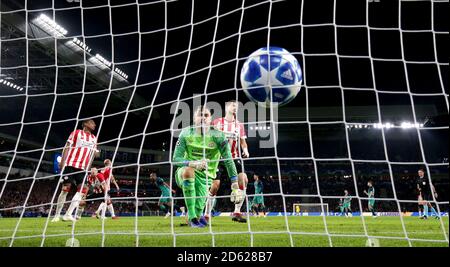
[423,205,429,217]
[182,178,196,220]
[107,204,116,217]
[65,192,82,216]
[55,191,68,217]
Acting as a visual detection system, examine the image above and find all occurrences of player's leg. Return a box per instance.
[422,194,429,219]
[165,200,173,218]
[194,173,210,226]
[164,200,174,218]
[53,167,77,222]
[175,167,201,227]
[232,172,248,223]
[75,188,89,220]
[428,202,440,219]
[95,201,106,219]
[76,199,86,220]
[63,170,86,221]
[369,201,377,217]
[253,204,259,216]
[417,194,424,218]
[261,201,267,217]
[205,179,220,221]
[106,197,118,219]
[63,184,85,222]
[253,197,262,216]
[53,183,71,222]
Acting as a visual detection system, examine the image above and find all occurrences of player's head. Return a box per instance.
[82,119,96,132]
[253,173,259,181]
[104,159,112,167]
[344,189,348,195]
[225,100,238,115]
[193,105,212,127]
[367,180,373,187]
[90,167,98,176]
[418,168,425,178]
[149,172,157,181]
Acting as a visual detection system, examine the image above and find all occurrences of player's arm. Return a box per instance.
[431,183,438,199]
[173,130,189,166]
[60,130,76,169]
[164,182,176,194]
[239,123,249,158]
[59,141,71,170]
[96,173,106,192]
[111,174,120,190]
[240,137,249,158]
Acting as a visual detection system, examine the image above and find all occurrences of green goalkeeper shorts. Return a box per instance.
[343,203,351,209]
[175,167,213,199]
[368,199,375,207]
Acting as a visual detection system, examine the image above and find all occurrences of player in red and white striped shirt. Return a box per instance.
[93,159,120,220]
[52,119,99,222]
[206,101,249,223]
[75,167,105,220]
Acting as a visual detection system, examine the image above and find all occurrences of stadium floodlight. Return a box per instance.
[72,37,92,53]
[401,122,413,129]
[114,67,129,80]
[0,78,23,91]
[95,54,112,68]
[34,14,68,37]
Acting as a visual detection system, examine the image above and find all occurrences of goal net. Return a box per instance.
[0,0,448,247]
[293,203,329,216]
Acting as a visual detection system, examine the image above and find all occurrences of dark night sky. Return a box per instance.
[0,0,448,167]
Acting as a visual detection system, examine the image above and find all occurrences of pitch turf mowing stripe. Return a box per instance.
[0,217,447,247]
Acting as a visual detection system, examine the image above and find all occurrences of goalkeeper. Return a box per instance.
[172,106,242,228]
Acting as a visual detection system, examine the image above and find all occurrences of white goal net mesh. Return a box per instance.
[0,0,448,247]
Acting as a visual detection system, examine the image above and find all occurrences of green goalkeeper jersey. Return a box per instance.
[172,126,238,180]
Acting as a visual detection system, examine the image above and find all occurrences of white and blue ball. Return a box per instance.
[240,47,303,108]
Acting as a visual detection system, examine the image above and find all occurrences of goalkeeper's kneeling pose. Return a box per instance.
[172,106,243,228]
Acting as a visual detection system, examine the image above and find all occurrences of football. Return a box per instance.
[240,46,303,108]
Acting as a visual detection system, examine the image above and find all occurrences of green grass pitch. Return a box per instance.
[0,216,448,247]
